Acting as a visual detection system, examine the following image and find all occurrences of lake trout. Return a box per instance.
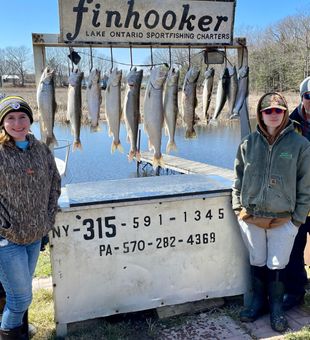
[105,68,123,153]
[202,67,214,122]
[143,65,168,168]
[87,68,102,132]
[227,66,238,119]
[124,67,143,161]
[67,69,84,150]
[210,67,230,123]
[163,68,179,153]
[231,65,249,118]
[36,67,57,147]
[181,66,200,138]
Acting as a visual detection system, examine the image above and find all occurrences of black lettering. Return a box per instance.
[106,10,122,28]
[99,245,105,256]
[66,0,90,41]
[162,11,176,30]
[124,0,141,29]
[92,3,101,27]
[105,216,116,238]
[106,244,113,255]
[62,225,69,237]
[214,16,228,31]
[198,15,212,32]
[178,4,195,31]
[52,226,61,238]
[83,218,95,240]
[144,10,159,29]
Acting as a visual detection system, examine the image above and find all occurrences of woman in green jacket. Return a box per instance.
[232,92,310,333]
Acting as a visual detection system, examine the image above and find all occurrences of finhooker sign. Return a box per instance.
[59,0,236,46]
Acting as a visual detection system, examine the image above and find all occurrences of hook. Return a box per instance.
[110,45,114,72]
[130,44,133,70]
[69,47,74,73]
[150,45,154,69]
[89,46,93,72]
[168,46,172,70]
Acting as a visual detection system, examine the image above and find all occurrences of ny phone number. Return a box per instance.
[99,233,216,256]
[79,208,224,241]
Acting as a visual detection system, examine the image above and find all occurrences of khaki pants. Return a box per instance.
[238,219,298,269]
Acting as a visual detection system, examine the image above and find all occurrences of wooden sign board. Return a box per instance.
[58,0,236,46]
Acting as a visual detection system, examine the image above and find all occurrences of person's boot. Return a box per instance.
[0,325,27,339]
[20,311,30,340]
[239,265,268,322]
[268,269,289,333]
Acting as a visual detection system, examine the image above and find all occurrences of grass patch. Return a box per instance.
[34,248,52,278]
[29,289,55,340]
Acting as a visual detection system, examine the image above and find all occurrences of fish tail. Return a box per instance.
[73,140,82,151]
[135,151,141,162]
[128,150,135,162]
[153,156,165,169]
[185,128,197,139]
[166,141,177,154]
[45,135,58,148]
[128,149,140,162]
[111,141,123,154]
[209,119,219,127]
[90,124,101,132]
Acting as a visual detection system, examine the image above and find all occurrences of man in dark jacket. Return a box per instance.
[284,76,310,310]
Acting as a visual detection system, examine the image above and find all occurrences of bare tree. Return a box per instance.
[5,46,31,86]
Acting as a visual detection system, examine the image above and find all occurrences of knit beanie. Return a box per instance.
[0,95,33,126]
[300,76,310,98]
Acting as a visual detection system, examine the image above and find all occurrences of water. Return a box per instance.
[31,120,247,185]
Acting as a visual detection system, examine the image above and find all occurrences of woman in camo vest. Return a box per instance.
[0,95,61,339]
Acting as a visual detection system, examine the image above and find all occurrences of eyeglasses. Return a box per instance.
[262,108,285,115]
[303,93,310,100]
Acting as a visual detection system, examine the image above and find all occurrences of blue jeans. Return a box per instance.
[0,239,41,329]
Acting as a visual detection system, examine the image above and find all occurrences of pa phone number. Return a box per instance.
[99,232,216,256]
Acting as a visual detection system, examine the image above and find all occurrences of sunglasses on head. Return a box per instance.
[303,93,310,100]
[262,108,285,115]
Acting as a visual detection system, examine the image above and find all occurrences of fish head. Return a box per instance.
[238,65,249,78]
[68,69,83,86]
[187,66,200,83]
[166,68,180,87]
[126,67,139,87]
[150,65,168,89]
[109,68,122,86]
[227,66,237,76]
[89,69,101,84]
[40,67,55,84]
[204,67,215,78]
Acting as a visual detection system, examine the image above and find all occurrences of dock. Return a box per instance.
[139,151,235,181]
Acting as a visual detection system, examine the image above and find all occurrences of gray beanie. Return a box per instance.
[300,76,310,98]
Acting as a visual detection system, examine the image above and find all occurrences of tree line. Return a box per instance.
[0,11,309,92]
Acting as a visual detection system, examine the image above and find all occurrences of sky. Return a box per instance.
[0,0,309,67]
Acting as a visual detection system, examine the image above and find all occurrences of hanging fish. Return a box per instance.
[105,68,123,153]
[36,67,57,147]
[210,67,230,123]
[87,68,102,132]
[231,65,249,119]
[143,65,168,169]
[181,66,200,139]
[227,66,238,119]
[67,69,84,150]
[163,68,179,153]
[202,67,214,122]
[124,67,143,161]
